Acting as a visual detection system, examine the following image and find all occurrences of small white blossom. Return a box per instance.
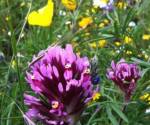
[17,52,24,58]
[129,21,136,27]
[65,21,71,25]
[20,33,25,38]
[57,35,62,38]
[8,31,11,36]
[145,108,150,114]
[59,10,66,16]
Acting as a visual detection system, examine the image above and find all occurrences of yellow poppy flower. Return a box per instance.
[78,17,93,28]
[61,0,77,11]
[142,34,150,40]
[27,0,54,27]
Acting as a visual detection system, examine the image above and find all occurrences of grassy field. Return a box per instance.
[0,0,150,125]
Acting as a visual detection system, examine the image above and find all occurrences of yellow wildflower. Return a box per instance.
[142,34,150,40]
[126,50,132,55]
[89,40,107,48]
[85,32,90,36]
[140,93,150,104]
[99,19,110,28]
[144,54,149,60]
[91,7,97,13]
[86,9,90,15]
[27,0,54,27]
[111,50,116,56]
[140,93,149,100]
[116,2,127,9]
[11,60,16,69]
[124,36,133,44]
[98,39,107,48]
[103,0,109,3]
[78,17,93,29]
[138,54,142,58]
[99,22,105,28]
[62,0,77,11]
[103,19,109,25]
[114,41,121,46]
[92,92,101,101]
[2,29,5,32]
[89,42,97,49]
[5,16,10,21]
[87,92,101,105]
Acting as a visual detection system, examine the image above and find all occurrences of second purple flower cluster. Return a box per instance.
[107,59,140,101]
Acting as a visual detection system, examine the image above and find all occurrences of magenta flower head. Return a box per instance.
[24,44,95,125]
[107,59,140,102]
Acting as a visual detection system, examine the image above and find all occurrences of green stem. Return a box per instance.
[119,104,127,125]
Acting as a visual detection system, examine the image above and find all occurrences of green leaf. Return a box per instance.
[106,105,119,125]
[6,102,14,125]
[141,68,150,77]
[131,57,150,67]
[87,107,101,125]
[111,103,129,123]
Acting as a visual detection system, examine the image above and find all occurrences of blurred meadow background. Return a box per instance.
[0,0,150,125]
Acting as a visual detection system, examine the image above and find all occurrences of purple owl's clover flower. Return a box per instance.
[24,44,95,125]
[107,59,140,102]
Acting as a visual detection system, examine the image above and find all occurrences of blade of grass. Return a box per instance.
[106,104,119,125]
[111,103,128,123]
